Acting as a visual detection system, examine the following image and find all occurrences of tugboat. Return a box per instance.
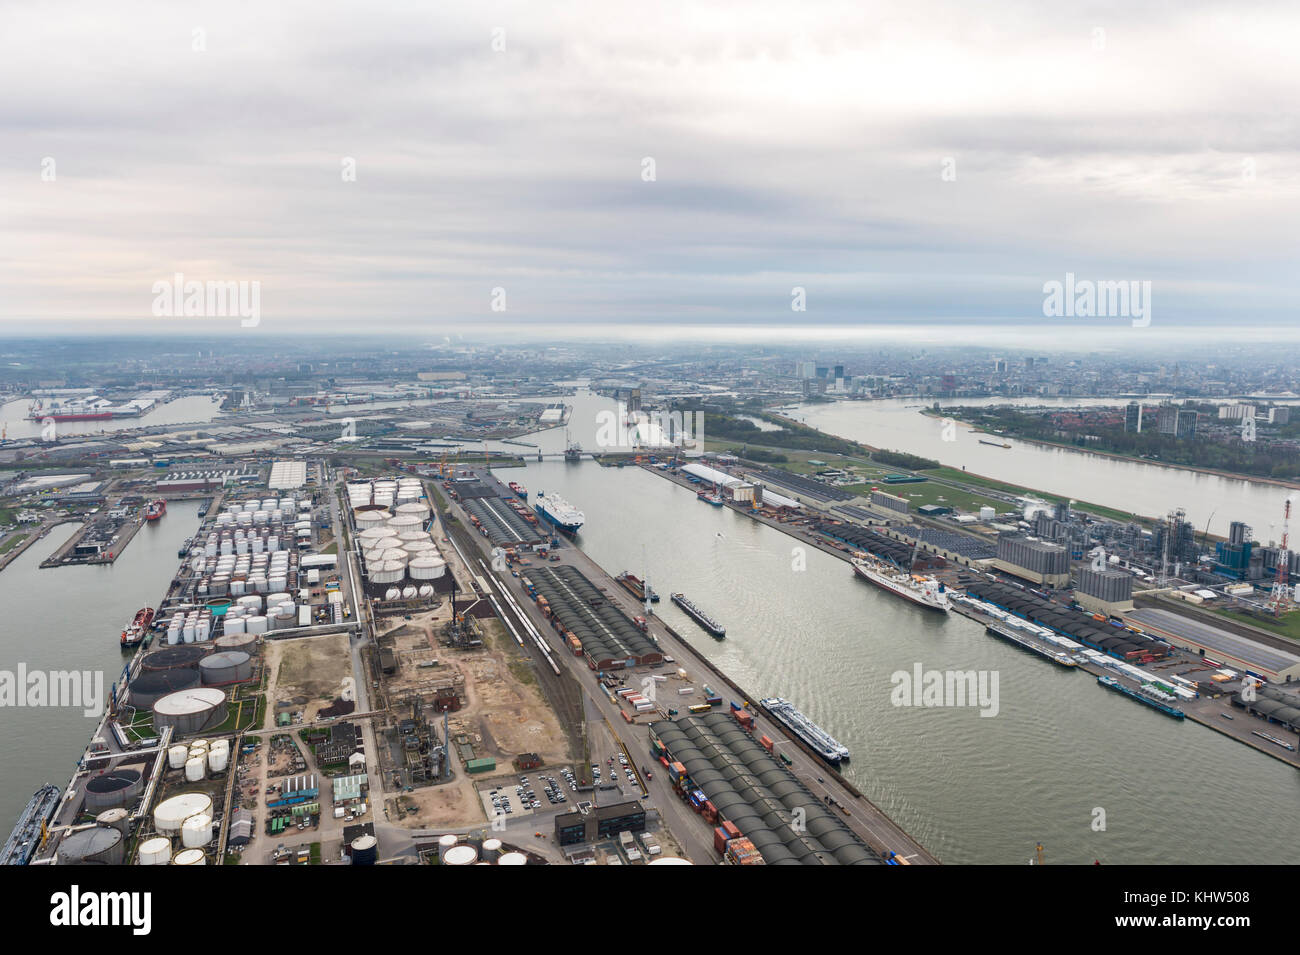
[144,499,166,521]
[121,607,155,648]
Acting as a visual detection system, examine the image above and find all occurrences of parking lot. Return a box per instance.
[478,766,580,822]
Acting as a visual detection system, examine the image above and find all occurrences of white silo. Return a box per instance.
[138,836,172,866]
[167,744,189,769]
[181,813,213,848]
[184,757,205,782]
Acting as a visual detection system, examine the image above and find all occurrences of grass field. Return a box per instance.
[1208,606,1300,643]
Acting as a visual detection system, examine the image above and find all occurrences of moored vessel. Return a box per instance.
[759,697,850,764]
[121,606,156,647]
[851,553,949,612]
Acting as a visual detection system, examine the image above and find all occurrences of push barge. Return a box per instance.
[986,622,1078,668]
[671,592,725,637]
[1097,675,1185,719]
[759,697,850,764]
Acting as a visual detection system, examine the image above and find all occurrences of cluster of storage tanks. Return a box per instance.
[220,592,301,636]
[188,497,307,603]
[350,480,447,596]
[136,792,216,865]
[166,737,231,781]
[57,774,146,865]
[130,640,255,709]
[434,833,528,866]
[164,608,214,645]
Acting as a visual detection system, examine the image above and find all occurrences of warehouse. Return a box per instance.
[525,566,662,668]
[1127,607,1300,682]
[649,712,878,865]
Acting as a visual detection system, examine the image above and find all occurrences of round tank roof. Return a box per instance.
[153,687,226,716]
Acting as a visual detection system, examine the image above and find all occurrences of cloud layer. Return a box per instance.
[3,0,1299,337]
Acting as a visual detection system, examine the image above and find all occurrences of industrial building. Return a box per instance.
[870,489,910,515]
[649,711,878,865]
[1127,608,1300,682]
[992,534,1070,588]
[555,800,647,847]
[524,566,662,668]
[1074,566,1135,614]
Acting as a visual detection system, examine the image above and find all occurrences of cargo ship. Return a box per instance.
[978,439,1011,448]
[145,499,166,521]
[986,622,1077,668]
[0,784,60,865]
[851,553,949,612]
[759,698,850,764]
[121,606,156,647]
[697,488,724,506]
[616,571,660,603]
[533,491,584,534]
[508,481,528,500]
[1097,675,1185,719]
[670,592,725,637]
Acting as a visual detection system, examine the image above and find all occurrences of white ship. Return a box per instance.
[534,490,584,534]
[851,553,950,612]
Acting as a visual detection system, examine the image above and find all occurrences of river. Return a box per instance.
[788,397,1293,539]
[0,501,202,827]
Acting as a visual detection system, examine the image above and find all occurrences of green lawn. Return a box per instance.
[1207,606,1300,643]
[0,533,28,556]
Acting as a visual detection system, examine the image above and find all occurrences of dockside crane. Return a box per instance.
[1270,495,1295,615]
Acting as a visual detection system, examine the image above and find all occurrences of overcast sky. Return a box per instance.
[2,0,1299,341]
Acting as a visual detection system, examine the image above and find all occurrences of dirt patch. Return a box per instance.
[389,775,481,829]
[263,633,352,725]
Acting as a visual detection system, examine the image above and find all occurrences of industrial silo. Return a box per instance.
[443,844,478,866]
[350,835,377,865]
[437,833,458,861]
[141,644,208,671]
[128,668,201,708]
[199,651,253,685]
[94,807,130,836]
[57,826,125,865]
[181,813,213,848]
[137,836,172,866]
[152,687,227,735]
[214,631,258,654]
[153,792,213,836]
[84,769,144,812]
[408,556,447,581]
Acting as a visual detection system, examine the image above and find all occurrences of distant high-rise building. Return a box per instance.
[1125,402,1143,433]
[1024,357,1035,369]
[1157,405,1179,435]
[1269,406,1290,425]
[795,361,817,379]
[1175,409,1198,439]
[815,366,829,379]
[1218,403,1255,421]
[833,364,844,380]
[994,358,1007,374]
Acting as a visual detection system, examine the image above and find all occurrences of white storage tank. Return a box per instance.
[153,792,213,835]
[181,813,213,848]
[168,744,189,769]
[172,848,206,865]
[138,836,172,866]
[443,844,478,866]
[184,757,206,782]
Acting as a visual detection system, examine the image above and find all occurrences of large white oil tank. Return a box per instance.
[138,836,172,866]
[497,851,528,865]
[172,848,206,865]
[153,793,213,835]
[437,833,458,861]
[481,838,502,862]
[181,813,213,848]
[443,844,478,866]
